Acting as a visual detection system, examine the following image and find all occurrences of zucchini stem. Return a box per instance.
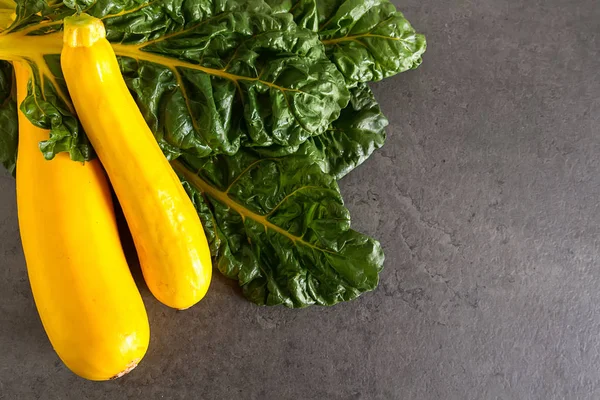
[63,13,105,48]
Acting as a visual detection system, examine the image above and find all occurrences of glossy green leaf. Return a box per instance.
[257,83,387,179]
[301,83,387,178]
[176,151,384,307]
[2,0,349,160]
[266,0,319,31]
[0,61,17,176]
[19,56,93,161]
[268,0,427,83]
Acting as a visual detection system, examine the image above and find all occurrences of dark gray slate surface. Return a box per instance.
[1,1,599,399]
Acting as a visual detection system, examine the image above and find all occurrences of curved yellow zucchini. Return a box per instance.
[14,62,149,380]
[61,14,212,310]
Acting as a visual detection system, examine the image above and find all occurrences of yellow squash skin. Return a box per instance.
[61,14,212,310]
[14,62,149,381]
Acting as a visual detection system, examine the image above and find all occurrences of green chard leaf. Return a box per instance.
[176,151,384,307]
[320,0,426,83]
[115,7,349,158]
[1,0,349,160]
[175,82,388,306]
[0,61,17,176]
[268,0,427,83]
[19,56,94,161]
[266,0,320,31]
[257,83,388,179]
[300,83,387,178]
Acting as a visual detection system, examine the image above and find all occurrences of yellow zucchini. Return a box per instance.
[61,14,212,310]
[14,62,149,380]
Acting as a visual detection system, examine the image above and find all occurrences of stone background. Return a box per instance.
[1,0,599,398]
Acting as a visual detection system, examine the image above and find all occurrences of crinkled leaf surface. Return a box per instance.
[0,61,17,176]
[1,0,349,160]
[19,55,94,161]
[299,83,387,178]
[268,0,427,83]
[257,83,387,179]
[176,151,384,307]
